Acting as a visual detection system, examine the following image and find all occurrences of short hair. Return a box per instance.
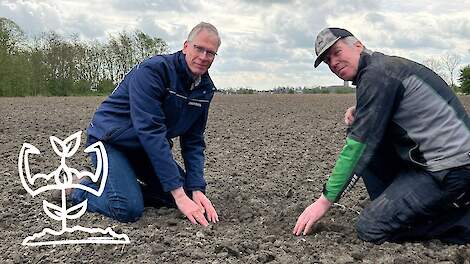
[187,22,221,47]
[341,36,363,48]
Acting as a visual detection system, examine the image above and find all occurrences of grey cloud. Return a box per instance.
[222,33,287,62]
[0,1,105,40]
[218,34,314,75]
[324,0,380,13]
[251,3,324,53]
[440,18,470,39]
[213,2,329,77]
[278,61,315,74]
[391,33,451,50]
[365,13,386,24]
[260,0,382,51]
[461,54,470,70]
[3,0,469,90]
[239,0,293,4]
[138,17,174,40]
[111,0,200,12]
[214,57,265,73]
[136,16,188,50]
[268,16,317,49]
[64,14,106,39]
[364,12,402,35]
[0,1,60,37]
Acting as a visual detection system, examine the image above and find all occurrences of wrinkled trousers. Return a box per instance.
[71,142,187,223]
[357,141,470,244]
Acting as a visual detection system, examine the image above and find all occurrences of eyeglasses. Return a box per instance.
[192,44,217,59]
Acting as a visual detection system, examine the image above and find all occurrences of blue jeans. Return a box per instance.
[357,140,470,244]
[71,143,186,223]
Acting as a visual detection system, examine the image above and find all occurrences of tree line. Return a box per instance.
[0,17,168,96]
[1,16,470,96]
[217,85,356,94]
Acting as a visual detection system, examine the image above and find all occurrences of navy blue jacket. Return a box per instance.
[87,51,216,192]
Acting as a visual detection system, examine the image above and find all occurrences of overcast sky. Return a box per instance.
[2,0,470,90]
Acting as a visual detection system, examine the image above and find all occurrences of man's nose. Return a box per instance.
[198,51,211,60]
[330,57,340,70]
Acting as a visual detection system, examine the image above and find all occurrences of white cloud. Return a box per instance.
[1,0,470,90]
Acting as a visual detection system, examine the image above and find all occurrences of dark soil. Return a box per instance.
[1,94,470,263]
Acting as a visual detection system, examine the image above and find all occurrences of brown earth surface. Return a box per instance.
[1,94,470,263]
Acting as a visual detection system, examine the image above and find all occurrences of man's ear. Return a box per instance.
[182,40,189,54]
[355,41,364,49]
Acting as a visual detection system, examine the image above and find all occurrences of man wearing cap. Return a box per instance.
[293,27,470,244]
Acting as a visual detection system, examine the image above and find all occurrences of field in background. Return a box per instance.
[1,94,469,263]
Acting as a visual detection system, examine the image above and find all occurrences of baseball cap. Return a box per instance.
[314,27,354,68]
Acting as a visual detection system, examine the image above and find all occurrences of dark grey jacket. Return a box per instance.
[323,50,470,202]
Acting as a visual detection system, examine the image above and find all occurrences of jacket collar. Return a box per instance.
[176,50,194,87]
[352,48,373,85]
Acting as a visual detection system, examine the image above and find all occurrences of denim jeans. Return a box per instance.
[356,141,470,244]
[71,143,186,222]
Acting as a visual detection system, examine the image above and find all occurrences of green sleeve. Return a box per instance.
[323,136,366,202]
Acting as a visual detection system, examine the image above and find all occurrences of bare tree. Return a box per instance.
[423,57,445,79]
[442,52,461,88]
[423,57,454,85]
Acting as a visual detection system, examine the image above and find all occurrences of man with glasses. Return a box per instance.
[294,27,470,244]
[71,22,220,226]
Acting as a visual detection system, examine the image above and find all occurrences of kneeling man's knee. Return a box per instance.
[356,209,390,244]
[108,197,144,223]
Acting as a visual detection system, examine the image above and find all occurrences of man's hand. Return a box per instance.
[171,187,209,226]
[344,106,356,126]
[192,190,219,224]
[293,194,332,236]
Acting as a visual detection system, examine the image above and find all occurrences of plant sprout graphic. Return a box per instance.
[18,131,130,246]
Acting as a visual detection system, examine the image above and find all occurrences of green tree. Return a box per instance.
[96,79,115,94]
[0,17,25,55]
[0,17,170,97]
[459,65,470,95]
[0,17,29,96]
[134,30,169,60]
[105,30,169,84]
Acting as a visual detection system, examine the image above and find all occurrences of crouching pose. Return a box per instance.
[294,27,470,244]
[71,22,221,225]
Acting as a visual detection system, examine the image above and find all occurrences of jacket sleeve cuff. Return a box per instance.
[162,181,183,193]
[184,185,206,193]
[322,183,337,203]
